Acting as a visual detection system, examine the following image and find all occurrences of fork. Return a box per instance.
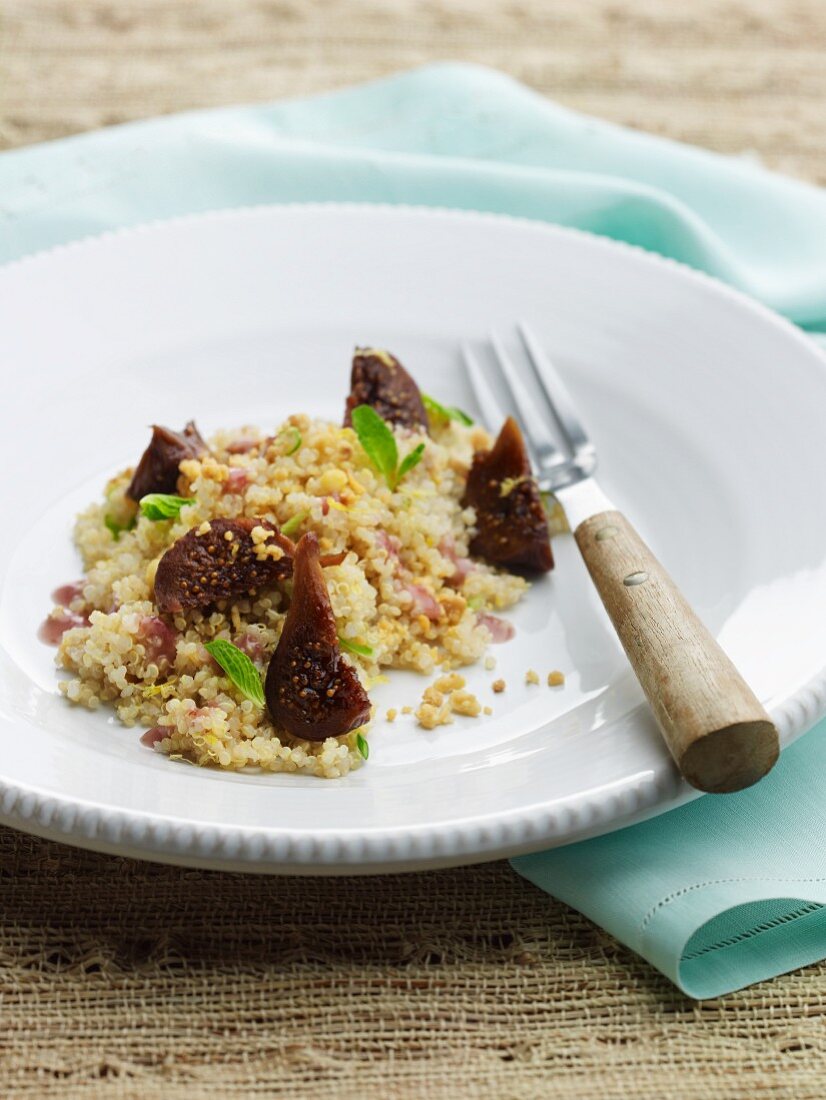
[463,323,779,794]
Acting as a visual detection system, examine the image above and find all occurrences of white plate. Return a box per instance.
[2,204,826,874]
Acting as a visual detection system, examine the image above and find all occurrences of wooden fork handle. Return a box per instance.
[574,510,779,793]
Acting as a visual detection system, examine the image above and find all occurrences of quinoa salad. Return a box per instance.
[41,349,557,779]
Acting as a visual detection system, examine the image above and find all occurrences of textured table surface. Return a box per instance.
[3,2,826,1097]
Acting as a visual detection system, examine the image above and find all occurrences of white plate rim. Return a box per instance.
[2,201,826,873]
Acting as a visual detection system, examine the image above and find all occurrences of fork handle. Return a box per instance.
[574,510,779,793]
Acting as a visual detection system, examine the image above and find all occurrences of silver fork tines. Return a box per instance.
[516,323,596,470]
[462,323,598,493]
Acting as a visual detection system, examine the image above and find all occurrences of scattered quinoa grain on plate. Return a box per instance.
[421,686,445,707]
[415,701,453,730]
[548,670,566,687]
[492,679,506,694]
[44,346,556,778]
[414,679,483,727]
[449,689,481,717]
[434,672,465,693]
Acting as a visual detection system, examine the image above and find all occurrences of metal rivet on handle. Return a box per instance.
[595,525,618,542]
[623,571,649,587]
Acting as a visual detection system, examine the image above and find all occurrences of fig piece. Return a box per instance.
[154,518,293,614]
[265,532,371,741]
[343,348,428,432]
[127,421,207,502]
[463,417,554,573]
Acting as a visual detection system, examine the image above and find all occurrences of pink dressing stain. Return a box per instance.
[226,438,259,455]
[224,468,251,493]
[405,582,442,622]
[376,531,402,559]
[140,726,168,748]
[439,536,474,585]
[452,558,474,583]
[51,581,85,606]
[138,616,178,666]
[38,610,90,645]
[39,580,90,644]
[235,633,267,662]
[476,612,515,643]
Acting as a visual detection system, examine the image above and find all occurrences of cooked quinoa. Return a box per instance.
[412,672,482,727]
[51,414,529,777]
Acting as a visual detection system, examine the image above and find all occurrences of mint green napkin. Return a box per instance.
[3,62,826,997]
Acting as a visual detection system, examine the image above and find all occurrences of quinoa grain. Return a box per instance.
[57,416,529,776]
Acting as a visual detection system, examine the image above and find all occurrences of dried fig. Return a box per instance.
[343,348,428,431]
[127,421,207,502]
[154,518,293,613]
[463,417,553,573]
[265,532,371,741]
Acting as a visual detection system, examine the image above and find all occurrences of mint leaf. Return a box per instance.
[422,393,474,427]
[104,513,136,541]
[356,732,369,760]
[140,494,196,521]
[351,405,425,490]
[204,639,265,707]
[351,405,399,487]
[397,442,425,482]
[274,427,302,456]
[281,510,308,537]
[339,635,374,658]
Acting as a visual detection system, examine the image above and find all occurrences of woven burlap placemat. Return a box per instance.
[3,2,826,1096]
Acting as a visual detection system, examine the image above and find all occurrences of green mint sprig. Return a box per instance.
[281,510,309,537]
[139,494,197,521]
[338,636,374,658]
[273,426,302,455]
[105,513,137,541]
[422,393,474,427]
[204,639,265,707]
[350,405,425,491]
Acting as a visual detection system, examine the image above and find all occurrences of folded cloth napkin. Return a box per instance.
[3,63,826,997]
